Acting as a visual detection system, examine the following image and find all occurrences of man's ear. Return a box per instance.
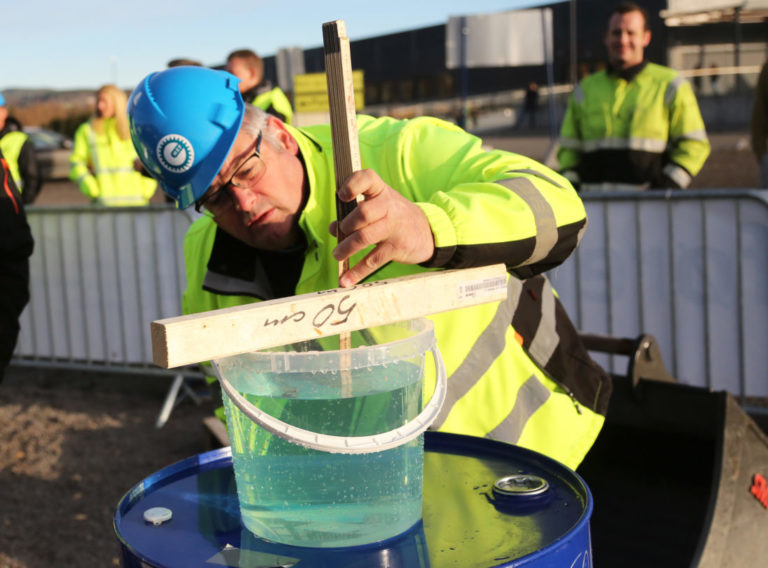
[643,30,652,49]
[267,116,299,155]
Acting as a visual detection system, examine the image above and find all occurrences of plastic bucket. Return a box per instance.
[211,318,446,548]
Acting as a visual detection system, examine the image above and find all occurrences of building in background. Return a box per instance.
[252,0,766,111]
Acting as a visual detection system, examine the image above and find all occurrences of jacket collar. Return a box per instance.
[606,60,647,82]
[241,80,275,105]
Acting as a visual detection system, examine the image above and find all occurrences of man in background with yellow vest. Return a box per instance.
[127,67,612,470]
[226,49,294,125]
[558,1,710,191]
[0,94,41,204]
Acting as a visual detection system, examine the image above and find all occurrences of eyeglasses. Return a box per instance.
[195,131,265,214]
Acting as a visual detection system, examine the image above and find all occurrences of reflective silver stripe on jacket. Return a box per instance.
[573,84,585,105]
[665,75,684,106]
[663,163,692,188]
[528,276,558,366]
[88,123,101,175]
[559,136,582,151]
[203,263,274,300]
[673,129,708,142]
[581,137,668,153]
[488,275,560,442]
[431,276,524,429]
[487,374,551,443]
[497,176,559,266]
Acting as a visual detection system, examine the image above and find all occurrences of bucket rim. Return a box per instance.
[213,318,436,372]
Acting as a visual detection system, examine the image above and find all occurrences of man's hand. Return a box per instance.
[330,169,435,287]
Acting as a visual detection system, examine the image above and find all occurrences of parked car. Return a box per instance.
[25,127,72,180]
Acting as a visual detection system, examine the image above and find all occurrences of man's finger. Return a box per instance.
[339,242,395,287]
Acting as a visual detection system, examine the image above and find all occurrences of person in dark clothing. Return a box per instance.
[0,147,34,383]
[0,94,41,204]
[515,82,539,130]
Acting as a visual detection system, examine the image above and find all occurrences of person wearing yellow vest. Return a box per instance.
[227,49,294,125]
[69,85,157,206]
[127,67,612,470]
[558,1,710,191]
[0,93,41,204]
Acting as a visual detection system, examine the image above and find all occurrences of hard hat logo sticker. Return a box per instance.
[157,135,194,173]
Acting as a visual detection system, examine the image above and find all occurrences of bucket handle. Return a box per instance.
[215,344,447,455]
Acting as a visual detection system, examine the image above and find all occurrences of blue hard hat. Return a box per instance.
[0,93,5,106]
[127,67,245,209]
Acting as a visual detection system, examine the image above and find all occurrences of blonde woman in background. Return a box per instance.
[69,85,157,206]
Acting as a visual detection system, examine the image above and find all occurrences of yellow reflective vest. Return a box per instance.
[252,86,293,125]
[0,131,29,191]
[69,118,157,206]
[558,62,710,191]
[182,115,611,469]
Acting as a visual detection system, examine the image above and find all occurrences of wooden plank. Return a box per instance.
[323,19,362,281]
[151,264,509,368]
[323,19,360,366]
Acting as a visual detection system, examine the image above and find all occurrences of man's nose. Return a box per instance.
[229,184,257,212]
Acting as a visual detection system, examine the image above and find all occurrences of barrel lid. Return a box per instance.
[114,432,592,568]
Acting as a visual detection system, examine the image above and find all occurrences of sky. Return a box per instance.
[1,0,551,92]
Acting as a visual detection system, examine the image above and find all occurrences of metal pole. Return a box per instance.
[570,0,578,85]
[543,9,558,141]
[459,16,469,129]
[733,6,742,93]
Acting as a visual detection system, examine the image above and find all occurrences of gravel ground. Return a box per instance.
[0,130,760,567]
[0,368,217,568]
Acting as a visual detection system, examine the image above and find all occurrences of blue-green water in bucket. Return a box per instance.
[216,320,434,548]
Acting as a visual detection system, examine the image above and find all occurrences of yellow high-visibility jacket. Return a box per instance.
[69,118,156,206]
[251,85,294,125]
[0,131,28,191]
[558,62,710,191]
[183,115,611,470]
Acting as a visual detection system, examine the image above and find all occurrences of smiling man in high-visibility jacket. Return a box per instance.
[558,1,710,191]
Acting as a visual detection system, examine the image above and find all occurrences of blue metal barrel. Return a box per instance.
[114,432,592,567]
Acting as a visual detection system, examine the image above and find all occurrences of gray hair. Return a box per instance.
[241,105,281,148]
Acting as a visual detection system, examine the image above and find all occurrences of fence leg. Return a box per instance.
[156,373,184,429]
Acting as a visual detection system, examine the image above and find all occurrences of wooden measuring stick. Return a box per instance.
[323,19,361,394]
[151,264,508,369]
[323,19,362,282]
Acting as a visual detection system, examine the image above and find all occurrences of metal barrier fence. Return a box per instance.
[12,192,768,404]
[549,189,768,398]
[11,205,203,426]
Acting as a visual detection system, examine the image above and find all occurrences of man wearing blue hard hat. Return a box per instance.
[128,66,611,470]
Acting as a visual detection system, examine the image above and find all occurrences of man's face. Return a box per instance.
[227,58,257,93]
[0,106,6,130]
[604,10,650,70]
[202,121,306,251]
